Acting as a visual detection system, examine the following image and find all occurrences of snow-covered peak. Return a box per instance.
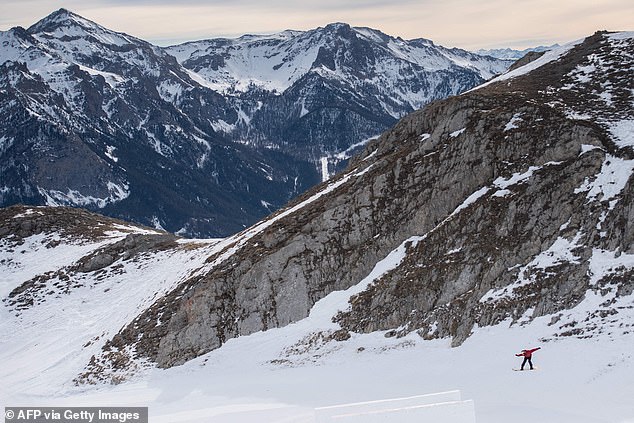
[28,8,138,48]
[28,8,89,32]
[24,7,173,78]
[166,23,510,96]
[17,7,194,91]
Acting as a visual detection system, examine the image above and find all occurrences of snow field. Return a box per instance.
[2,216,633,422]
[4,311,630,423]
[0,229,221,398]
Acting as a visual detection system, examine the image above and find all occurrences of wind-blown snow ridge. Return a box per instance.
[469,38,585,93]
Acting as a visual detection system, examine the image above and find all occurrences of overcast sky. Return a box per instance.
[1,0,632,49]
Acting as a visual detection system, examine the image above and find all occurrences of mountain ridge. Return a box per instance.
[475,44,559,60]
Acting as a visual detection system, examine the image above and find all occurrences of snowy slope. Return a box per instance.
[0,206,222,392]
[1,215,632,422]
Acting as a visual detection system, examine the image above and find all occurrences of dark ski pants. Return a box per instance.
[521,357,533,370]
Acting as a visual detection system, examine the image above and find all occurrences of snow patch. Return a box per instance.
[580,144,602,155]
[494,166,542,189]
[38,182,130,209]
[211,119,236,134]
[608,120,634,148]
[481,232,584,303]
[334,136,379,160]
[504,113,523,132]
[12,208,45,219]
[77,64,125,88]
[105,145,118,162]
[449,187,489,218]
[574,154,634,205]
[151,216,166,231]
[158,80,184,102]
[491,189,511,198]
[589,248,634,286]
[309,235,424,324]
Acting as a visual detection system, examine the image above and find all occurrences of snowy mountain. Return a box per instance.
[0,9,318,238]
[2,30,633,422]
[166,23,510,174]
[0,10,510,237]
[474,44,558,60]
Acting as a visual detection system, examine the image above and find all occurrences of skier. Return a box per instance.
[516,347,540,370]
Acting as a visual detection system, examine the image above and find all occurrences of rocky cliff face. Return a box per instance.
[71,31,633,375]
[337,31,634,344]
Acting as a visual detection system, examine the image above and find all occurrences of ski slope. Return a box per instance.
[1,224,633,423]
[1,309,631,422]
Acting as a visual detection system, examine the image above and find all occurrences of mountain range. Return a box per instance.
[475,44,558,60]
[0,9,511,237]
[1,28,633,422]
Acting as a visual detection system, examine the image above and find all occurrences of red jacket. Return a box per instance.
[516,347,540,358]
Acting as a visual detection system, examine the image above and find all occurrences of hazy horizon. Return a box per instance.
[1,1,632,50]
